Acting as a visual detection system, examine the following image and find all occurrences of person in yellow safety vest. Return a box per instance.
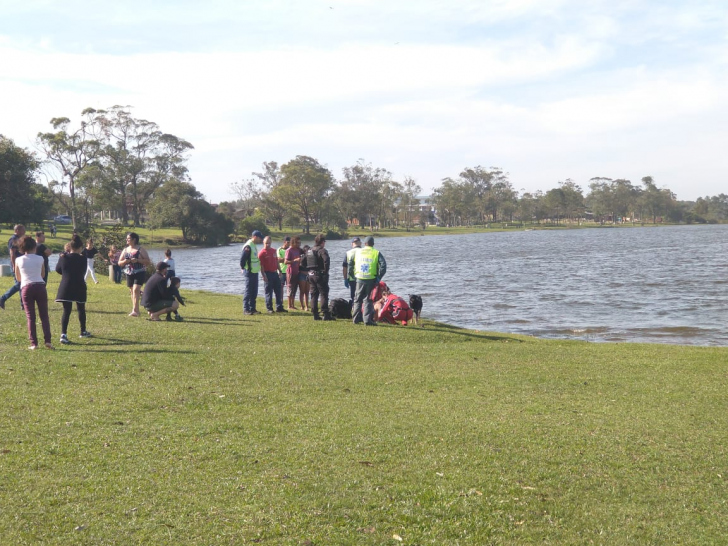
[277,236,290,291]
[348,235,387,325]
[240,230,263,315]
[342,237,361,309]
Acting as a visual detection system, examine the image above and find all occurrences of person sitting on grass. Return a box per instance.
[141,262,179,322]
[165,276,185,321]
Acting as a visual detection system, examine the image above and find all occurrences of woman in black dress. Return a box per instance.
[56,235,91,344]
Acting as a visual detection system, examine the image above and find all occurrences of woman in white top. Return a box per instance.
[14,236,53,350]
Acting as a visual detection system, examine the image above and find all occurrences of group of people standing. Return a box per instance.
[1,225,91,349]
[240,230,388,325]
[2,225,185,350]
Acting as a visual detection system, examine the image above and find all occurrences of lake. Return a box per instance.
[5,224,727,346]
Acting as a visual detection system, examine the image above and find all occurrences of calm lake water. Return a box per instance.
[6,224,727,346]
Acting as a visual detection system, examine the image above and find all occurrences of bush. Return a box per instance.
[239,214,270,239]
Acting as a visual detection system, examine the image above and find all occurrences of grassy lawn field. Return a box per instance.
[1,277,726,544]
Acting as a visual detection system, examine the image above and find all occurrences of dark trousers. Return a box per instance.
[61,301,86,335]
[353,278,376,324]
[243,270,259,312]
[264,271,284,310]
[348,279,357,308]
[309,274,330,317]
[21,283,52,346]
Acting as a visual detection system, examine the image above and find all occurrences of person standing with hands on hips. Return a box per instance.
[349,235,386,326]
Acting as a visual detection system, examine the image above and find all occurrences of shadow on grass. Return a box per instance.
[181,318,248,325]
[66,348,198,354]
[422,323,525,343]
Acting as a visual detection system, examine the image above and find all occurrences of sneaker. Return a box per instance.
[60,334,70,345]
[323,315,336,321]
[0,298,5,310]
[79,331,92,338]
[251,310,261,315]
[166,314,173,321]
[243,310,255,315]
[174,314,183,322]
[29,344,37,350]
[276,308,288,313]
[267,309,275,314]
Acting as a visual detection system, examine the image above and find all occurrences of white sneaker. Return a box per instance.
[79,331,92,338]
[60,334,70,345]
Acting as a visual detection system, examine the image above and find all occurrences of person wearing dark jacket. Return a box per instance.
[307,233,334,321]
[142,262,179,321]
[55,235,91,344]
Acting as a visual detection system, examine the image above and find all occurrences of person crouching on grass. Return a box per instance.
[142,262,179,321]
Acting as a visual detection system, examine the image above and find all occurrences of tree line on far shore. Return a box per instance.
[2,106,727,246]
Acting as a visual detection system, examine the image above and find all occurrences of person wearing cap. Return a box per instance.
[348,235,387,325]
[278,236,290,290]
[343,237,361,310]
[258,236,287,314]
[306,233,334,321]
[141,262,179,321]
[240,230,264,315]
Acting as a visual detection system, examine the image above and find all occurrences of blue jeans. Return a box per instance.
[264,271,284,311]
[243,270,259,312]
[1,273,22,308]
[113,264,122,283]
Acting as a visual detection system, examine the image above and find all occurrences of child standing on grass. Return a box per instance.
[166,276,185,321]
[163,249,176,278]
[83,238,100,284]
[14,236,53,350]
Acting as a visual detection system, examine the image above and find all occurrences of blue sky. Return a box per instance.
[1,0,726,202]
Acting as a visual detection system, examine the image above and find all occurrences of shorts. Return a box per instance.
[126,271,146,287]
[298,273,308,282]
[144,299,174,313]
[288,280,299,298]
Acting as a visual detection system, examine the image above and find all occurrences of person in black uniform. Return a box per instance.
[307,234,334,321]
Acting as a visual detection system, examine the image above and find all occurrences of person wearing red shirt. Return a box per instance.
[258,236,287,314]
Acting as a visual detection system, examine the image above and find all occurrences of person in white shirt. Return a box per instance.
[14,236,53,350]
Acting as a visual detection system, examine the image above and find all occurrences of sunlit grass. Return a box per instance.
[1,278,726,544]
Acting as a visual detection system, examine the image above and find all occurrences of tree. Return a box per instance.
[0,136,52,225]
[402,176,422,231]
[36,108,104,227]
[148,179,232,245]
[339,160,394,229]
[253,162,287,230]
[274,156,334,234]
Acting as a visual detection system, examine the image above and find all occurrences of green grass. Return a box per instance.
[1,278,726,544]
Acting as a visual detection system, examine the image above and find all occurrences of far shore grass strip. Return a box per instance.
[1,278,726,544]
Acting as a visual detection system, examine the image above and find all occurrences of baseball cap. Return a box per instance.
[252,230,263,238]
[352,237,361,243]
[156,261,169,271]
[364,236,374,245]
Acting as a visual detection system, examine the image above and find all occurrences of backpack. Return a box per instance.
[329,298,352,319]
